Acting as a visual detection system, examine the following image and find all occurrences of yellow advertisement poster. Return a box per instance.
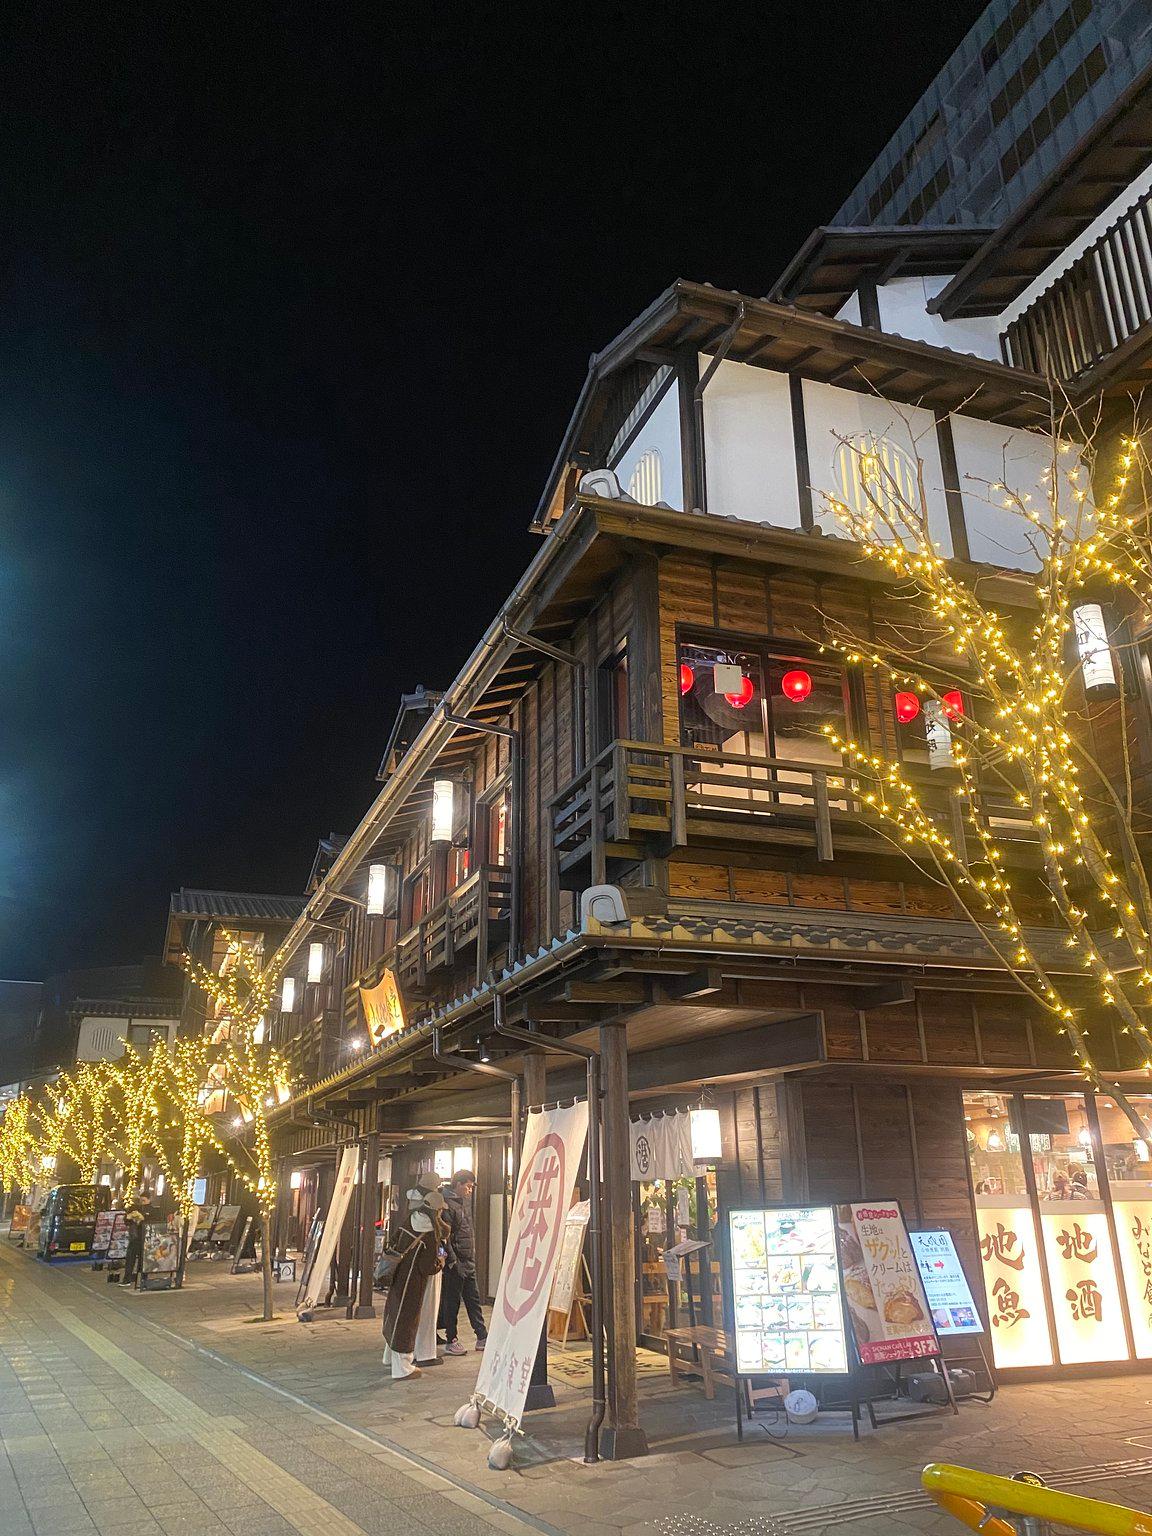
[360,968,405,1046]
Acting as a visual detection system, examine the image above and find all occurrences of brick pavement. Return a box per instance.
[6,1240,1152,1536]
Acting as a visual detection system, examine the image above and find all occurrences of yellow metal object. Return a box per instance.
[923,1463,1152,1536]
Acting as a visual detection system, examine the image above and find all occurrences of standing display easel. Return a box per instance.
[547,1202,591,1348]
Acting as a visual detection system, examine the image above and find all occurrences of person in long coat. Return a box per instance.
[382,1184,446,1380]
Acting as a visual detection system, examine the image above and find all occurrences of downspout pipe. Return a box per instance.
[444,713,523,968]
[491,999,605,1465]
[502,620,586,773]
[691,301,745,515]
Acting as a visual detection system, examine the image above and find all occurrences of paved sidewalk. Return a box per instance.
[8,1241,1152,1536]
[0,1242,548,1536]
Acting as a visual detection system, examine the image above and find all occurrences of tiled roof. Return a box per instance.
[168,889,306,923]
[69,997,180,1020]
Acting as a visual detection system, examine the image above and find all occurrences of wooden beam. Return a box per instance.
[599,1020,647,1459]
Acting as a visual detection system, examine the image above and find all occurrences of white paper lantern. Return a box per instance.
[690,1107,722,1162]
[367,863,390,916]
[432,780,455,843]
[307,941,324,983]
[281,976,296,1013]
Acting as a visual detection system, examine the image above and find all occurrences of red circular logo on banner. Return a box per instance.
[502,1132,567,1325]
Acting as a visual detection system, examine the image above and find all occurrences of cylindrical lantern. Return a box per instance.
[431,779,455,843]
[690,1107,723,1162]
[280,975,295,1013]
[1073,602,1117,690]
[366,862,390,916]
[290,1170,303,1190]
[307,941,324,983]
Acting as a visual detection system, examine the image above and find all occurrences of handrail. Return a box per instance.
[922,1463,1152,1536]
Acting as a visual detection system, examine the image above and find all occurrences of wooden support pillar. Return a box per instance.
[355,1132,379,1318]
[521,1052,553,1411]
[599,1020,648,1459]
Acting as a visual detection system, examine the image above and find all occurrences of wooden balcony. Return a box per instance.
[551,738,1041,890]
[361,864,513,1003]
[279,1006,342,1084]
[1003,183,1152,382]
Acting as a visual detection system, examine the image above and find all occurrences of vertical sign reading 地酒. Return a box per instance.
[836,1202,939,1365]
[474,1100,589,1431]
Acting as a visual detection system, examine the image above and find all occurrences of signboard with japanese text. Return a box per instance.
[298,1144,359,1317]
[106,1212,129,1263]
[836,1202,939,1365]
[548,1201,589,1319]
[729,1206,848,1374]
[91,1209,115,1259]
[474,1100,589,1429]
[910,1229,983,1336]
[360,968,405,1047]
[1039,1207,1127,1364]
[1114,1199,1152,1358]
[211,1205,242,1245]
[975,1202,1053,1368]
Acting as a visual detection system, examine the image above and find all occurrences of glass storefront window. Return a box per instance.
[965,1090,1053,1368]
[1022,1094,1099,1200]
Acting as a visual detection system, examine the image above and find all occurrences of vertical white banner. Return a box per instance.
[298,1144,359,1315]
[474,1100,589,1429]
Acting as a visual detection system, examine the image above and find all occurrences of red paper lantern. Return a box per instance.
[780,669,813,703]
[941,689,965,720]
[679,662,694,696]
[894,691,920,723]
[725,675,755,709]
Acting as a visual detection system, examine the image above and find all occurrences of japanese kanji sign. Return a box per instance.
[910,1229,983,1336]
[835,1202,939,1366]
[360,968,405,1047]
[474,1099,588,1430]
[974,1203,1052,1368]
[1114,1200,1152,1359]
[1038,1208,1126,1365]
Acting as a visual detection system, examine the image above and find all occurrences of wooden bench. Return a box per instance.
[665,1325,733,1400]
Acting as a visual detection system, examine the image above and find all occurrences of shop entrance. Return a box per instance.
[635,1171,719,1351]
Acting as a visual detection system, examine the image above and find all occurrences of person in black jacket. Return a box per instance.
[438,1170,487,1353]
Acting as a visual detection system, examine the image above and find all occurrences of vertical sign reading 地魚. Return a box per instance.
[836,1202,939,1365]
[974,1203,1052,1368]
[473,1100,589,1431]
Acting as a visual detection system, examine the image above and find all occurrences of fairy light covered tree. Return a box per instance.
[106,1045,165,1192]
[42,1063,117,1183]
[182,932,292,1319]
[813,407,1152,1136]
[0,1093,39,1198]
[153,1035,232,1278]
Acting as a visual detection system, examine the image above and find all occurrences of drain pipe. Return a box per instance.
[692,301,745,515]
[491,998,605,1465]
[444,713,523,969]
[502,620,586,773]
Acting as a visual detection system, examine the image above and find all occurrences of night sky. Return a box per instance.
[0,3,988,978]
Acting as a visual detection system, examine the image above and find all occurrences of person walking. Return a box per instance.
[121,1189,151,1288]
[381,1177,446,1380]
[439,1169,487,1354]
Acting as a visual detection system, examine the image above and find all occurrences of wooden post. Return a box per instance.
[522,1053,554,1411]
[599,1021,648,1459]
[354,1132,378,1318]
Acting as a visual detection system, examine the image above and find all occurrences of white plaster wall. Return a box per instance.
[835,291,862,327]
[802,380,953,557]
[699,358,801,527]
[612,382,683,510]
[877,275,1004,360]
[949,415,1059,571]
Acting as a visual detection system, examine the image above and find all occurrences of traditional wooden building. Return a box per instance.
[262,48,1152,1451]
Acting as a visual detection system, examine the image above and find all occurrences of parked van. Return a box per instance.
[37,1184,111,1260]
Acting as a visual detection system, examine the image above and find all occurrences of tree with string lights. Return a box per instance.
[40,1062,118,1184]
[182,932,292,1319]
[153,1035,232,1282]
[813,406,1152,1137]
[0,1092,41,1202]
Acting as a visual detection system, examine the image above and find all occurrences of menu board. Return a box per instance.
[836,1202,939,1365]
[142,1224,179,1277]
[548,1202,589,1317]
[106,1212,129,1263]
[728,1206,848,1375]
[91,1209,116,1259]
[910,1229,983,1336]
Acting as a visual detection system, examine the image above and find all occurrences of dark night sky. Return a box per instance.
[0,2,989,978]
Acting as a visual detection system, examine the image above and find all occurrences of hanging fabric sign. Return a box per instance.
[629,1111,695,1181]
[474,1099,589,1432]
[297,1143,359,1319]
[360,968,406,1047]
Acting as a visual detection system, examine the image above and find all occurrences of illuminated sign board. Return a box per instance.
[836,1202,939,1364]
[910,1229,983,1336]
[1039,1208,1127,1365]
[975,1203,1053,1368]
[359,968,405,1047]
[728,1206,848,1375]
[1114,1199,1152,1359]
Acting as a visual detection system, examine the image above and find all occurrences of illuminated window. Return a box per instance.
[628,448,662,505]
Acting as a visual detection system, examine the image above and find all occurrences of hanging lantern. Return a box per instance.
[725,675,756,709]
[679,661,694,696]
[941,689,965,720]
[431,779,455,843]
[1073,602,1117,691]
[290,1170,304,1191]
[780,669,812,703]
[307,941,324,983]
[690,1107,723,1162]
[894,691,920,723]
[366,863,390,916]
[280,976,296,1013]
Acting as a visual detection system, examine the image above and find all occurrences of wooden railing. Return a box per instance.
[1003,183,1152,380]
[551,739,1040,888]
[384,863,513,997]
